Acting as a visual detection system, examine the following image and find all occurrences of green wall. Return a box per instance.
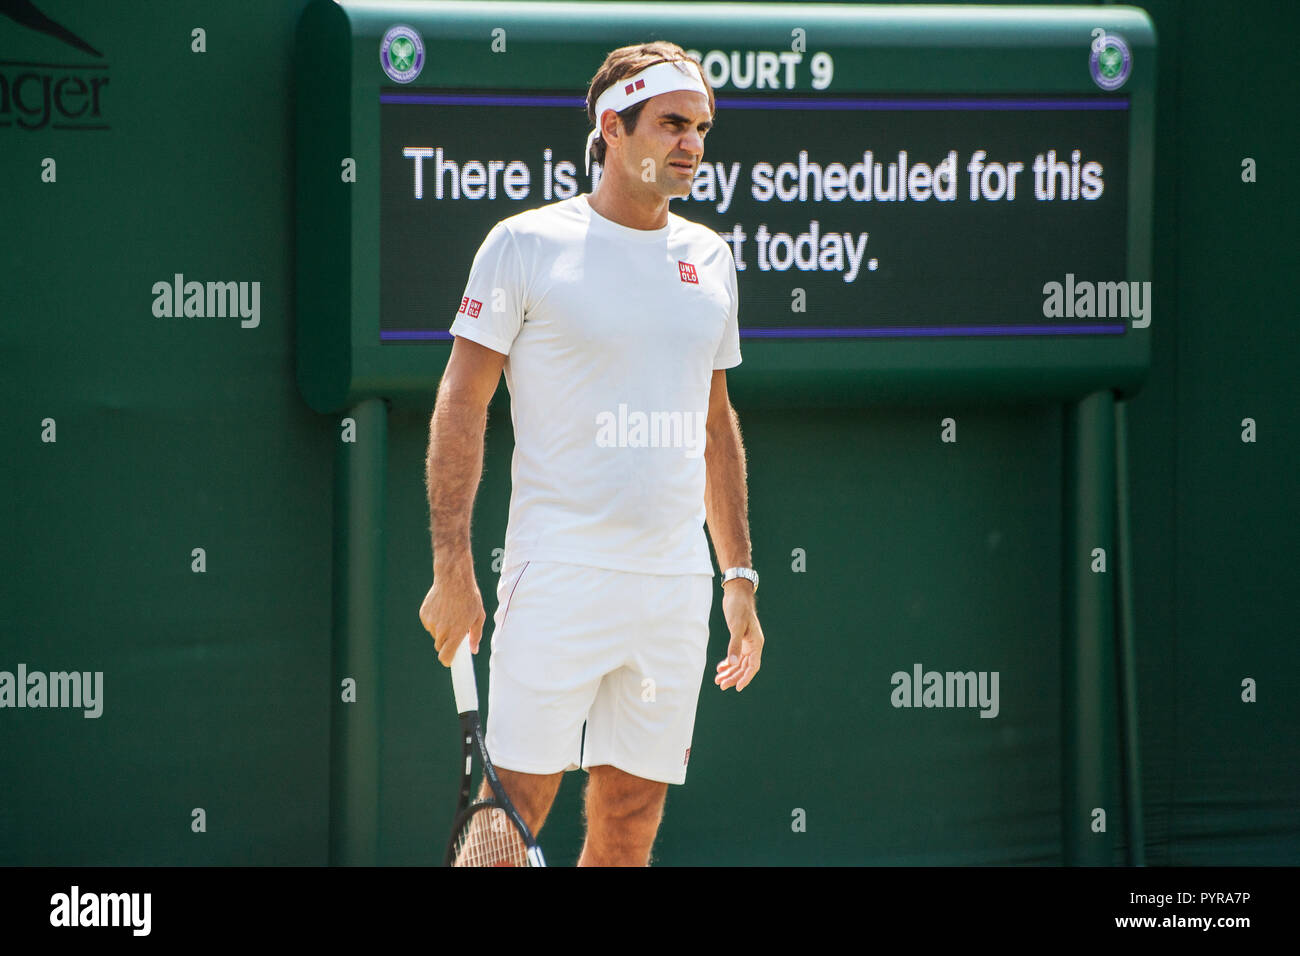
[2,0,1295,865]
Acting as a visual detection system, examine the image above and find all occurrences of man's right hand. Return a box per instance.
[419,558,486,666]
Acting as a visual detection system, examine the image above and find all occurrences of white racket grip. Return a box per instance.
[450,635,478,714]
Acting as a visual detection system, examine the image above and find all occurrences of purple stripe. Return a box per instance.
[382,93,583,107]
[739,325,1127,337]
[717,97,1128,111]
[382,325,1126,342]
[382,330,454,340]
[380,93,1127,111]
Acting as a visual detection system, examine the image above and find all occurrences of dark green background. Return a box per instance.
[2,0,1297,865]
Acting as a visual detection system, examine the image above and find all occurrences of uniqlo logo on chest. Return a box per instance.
[678,261,698,284]
[458,297,483,317]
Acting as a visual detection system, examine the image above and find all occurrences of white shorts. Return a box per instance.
[483,560,713,786]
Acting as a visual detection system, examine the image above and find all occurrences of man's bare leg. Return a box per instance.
[477,767,564,837]
[578,764,669,866]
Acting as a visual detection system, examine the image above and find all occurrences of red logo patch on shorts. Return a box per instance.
[466,298,483,318]
[683,747,691,766]
[678,261,698,284]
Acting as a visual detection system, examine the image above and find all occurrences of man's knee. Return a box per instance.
[485,768,563,835]
[580,766,668,865]
[585,765,668,826]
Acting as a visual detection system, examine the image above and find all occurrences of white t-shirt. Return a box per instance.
[448,192,742,576]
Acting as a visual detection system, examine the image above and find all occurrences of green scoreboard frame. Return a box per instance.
[295,1,1155,412]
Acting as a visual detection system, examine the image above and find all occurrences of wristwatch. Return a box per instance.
[721,566,759,593]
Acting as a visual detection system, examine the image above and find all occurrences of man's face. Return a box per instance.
[606,89,712,200]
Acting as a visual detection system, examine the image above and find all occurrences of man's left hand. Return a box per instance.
[714,582,764,693]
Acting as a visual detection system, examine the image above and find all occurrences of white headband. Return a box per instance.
[584,59,711,175]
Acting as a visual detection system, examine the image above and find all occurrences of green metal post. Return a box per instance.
[1062,390,1119,865]
[329,397,387,864]
[1114,398,1146,865]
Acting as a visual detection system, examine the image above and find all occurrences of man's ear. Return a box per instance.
[600,109,622,154]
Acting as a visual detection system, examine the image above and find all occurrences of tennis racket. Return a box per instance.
[444,636,546,867]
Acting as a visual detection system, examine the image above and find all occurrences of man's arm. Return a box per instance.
[704,369,764,692]
[419,336,507,664]
[428,336,505,561]
[704,368,751,573]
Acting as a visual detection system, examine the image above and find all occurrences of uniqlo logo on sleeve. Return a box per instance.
[683,747,691,766]
[457,296,469,314]
[678,261,698,284]
[466,298,483,318]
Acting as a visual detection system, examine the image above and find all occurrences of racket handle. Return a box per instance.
[450,635,478,714]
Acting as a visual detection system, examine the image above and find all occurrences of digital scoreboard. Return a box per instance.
[296,1,1155,412]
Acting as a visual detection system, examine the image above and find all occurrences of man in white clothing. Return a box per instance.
[419,40,765,866]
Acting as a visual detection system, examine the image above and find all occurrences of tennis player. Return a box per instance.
[419,40,765,866]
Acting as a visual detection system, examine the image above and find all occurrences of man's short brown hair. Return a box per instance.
[585,42,715,168]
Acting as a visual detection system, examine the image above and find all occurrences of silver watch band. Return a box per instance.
[721,566,759,593]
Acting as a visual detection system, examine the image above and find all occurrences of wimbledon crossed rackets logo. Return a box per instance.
[390,39,415,71]
[1089,29,1131,91]
[380,25,425,84]
[1098,47,1122,76]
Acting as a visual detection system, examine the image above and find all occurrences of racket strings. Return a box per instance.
[452,805,529,867]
